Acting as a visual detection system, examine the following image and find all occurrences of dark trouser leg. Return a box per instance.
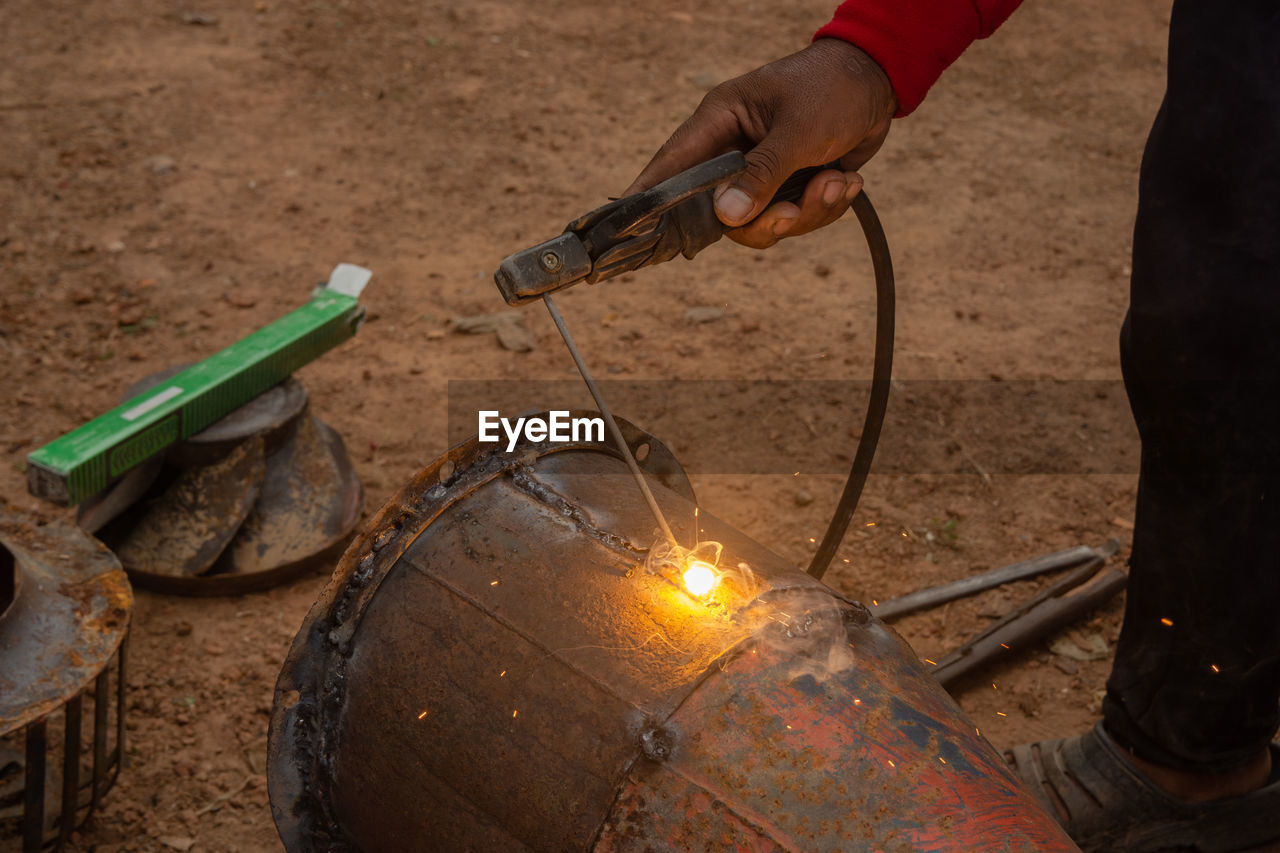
[1103,0,1280,772]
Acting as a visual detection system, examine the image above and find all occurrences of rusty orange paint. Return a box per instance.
[596,605,1077,852]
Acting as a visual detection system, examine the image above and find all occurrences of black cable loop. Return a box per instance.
[806,192,895,580]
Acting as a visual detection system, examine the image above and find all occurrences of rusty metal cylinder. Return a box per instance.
[268,415,1075,852]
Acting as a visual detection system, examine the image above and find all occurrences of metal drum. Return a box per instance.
[267,413,1075,852]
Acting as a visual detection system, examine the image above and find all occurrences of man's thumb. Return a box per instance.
[712,135,802,226]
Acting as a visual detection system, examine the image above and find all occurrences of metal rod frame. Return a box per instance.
[10,636,127,852]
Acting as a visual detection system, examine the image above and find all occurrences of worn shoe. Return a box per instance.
[1004,723,1280,852]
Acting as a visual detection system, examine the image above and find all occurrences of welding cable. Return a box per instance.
[806,192,895,580]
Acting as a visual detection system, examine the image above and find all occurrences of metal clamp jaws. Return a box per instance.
[494,151,748,306]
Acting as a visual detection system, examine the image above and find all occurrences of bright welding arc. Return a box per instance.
[682,560,718,597]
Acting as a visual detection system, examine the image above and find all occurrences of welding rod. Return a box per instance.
[542,294,679,549]
[931,561,1128,689]
[871,541,1119,621]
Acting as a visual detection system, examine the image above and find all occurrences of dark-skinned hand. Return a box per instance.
[624,38,898,249]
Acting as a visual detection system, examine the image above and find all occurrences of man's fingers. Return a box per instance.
[795,169,862,233]
[725,201,801,249]
[843,170,865,201]
[725,170,863,249]
[624,39,894,237]
[712,128,816,227]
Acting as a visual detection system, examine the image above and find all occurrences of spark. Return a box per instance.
[992,682,998,690]
[490,580,500,586]
[996,712,1007,717]
[786,725,792,730]
[417,710,428,720]
[872,599,879,606]
[923,658,936,665]
[975,728,981,737]
[865,522,876,527]
[808,537,816,543]
[1000,643,1010,650]
[1211,664,1220,673]
[499,670,506,677]
[939,757,947,765]
[512,709,518,718]
[853,698,862,706]
[887,760,895,768]
[842,558,850,563]
[1160,617,1173,627]
[682,560,718,597]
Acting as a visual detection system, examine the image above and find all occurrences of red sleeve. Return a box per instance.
[814,0,1024,116]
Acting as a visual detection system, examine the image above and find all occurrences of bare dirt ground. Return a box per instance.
[1,0,1172,849]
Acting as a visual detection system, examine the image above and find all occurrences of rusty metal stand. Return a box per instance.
[0,512,132,851]
[7,641,127,852]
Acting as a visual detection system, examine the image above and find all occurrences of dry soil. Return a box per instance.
[0,0,1172,849]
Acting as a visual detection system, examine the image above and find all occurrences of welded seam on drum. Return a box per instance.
[505,465,648,557]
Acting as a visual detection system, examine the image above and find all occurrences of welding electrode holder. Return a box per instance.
[494,152,897,581]
[494,151,836,306]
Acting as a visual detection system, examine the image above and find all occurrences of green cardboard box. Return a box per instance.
[27,263,371,505]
